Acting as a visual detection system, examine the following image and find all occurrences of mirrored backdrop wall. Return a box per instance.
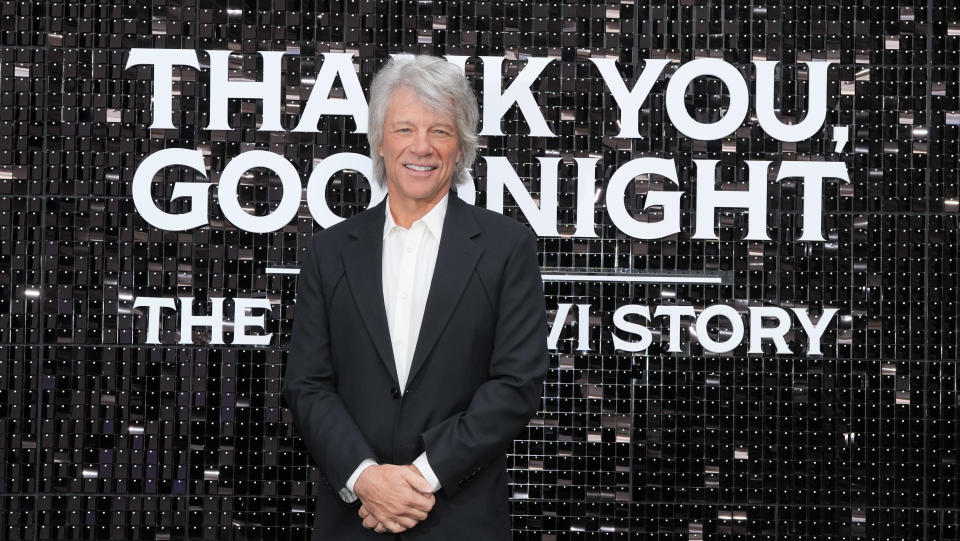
[1,0,958,539]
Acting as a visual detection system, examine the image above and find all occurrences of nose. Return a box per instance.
[410,131,432,155]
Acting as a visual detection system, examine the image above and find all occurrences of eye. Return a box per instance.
[435,129,448,135]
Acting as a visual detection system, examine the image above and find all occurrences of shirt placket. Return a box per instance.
[392,222,425,392]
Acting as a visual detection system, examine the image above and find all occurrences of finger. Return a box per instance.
[379,502,425,524]
[374,523,386,533]
[384,520,407,533]
[362,514,379,529]
[405,492,436,513]
[358,506,368,519]
[403,467,434,493]
[398,506,428,522]
[397,516,418,530]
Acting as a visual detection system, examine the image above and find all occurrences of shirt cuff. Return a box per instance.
[339,458,378,503]
[412,451,442,492]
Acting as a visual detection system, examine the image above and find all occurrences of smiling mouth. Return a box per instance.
[405,164,437,172]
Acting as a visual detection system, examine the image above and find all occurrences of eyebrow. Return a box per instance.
[389,119,456,131]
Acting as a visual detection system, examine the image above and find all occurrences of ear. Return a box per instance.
[378,143,384,157]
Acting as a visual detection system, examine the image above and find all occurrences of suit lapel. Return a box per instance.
[341,198,400,386]
[407,194,482,387]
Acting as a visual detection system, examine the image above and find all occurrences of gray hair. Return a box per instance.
[367,55,479,187]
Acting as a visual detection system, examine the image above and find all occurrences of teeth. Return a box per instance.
[405,164,435,171]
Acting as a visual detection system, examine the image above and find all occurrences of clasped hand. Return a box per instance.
[354,464,435,533]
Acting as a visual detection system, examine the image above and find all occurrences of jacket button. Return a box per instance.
[390,387,401,399]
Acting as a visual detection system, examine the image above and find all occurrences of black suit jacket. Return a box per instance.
[282,193,549,540]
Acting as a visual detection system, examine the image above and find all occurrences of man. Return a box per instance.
[282,55,549,539]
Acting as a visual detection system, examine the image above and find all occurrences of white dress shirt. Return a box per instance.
[339,193,448,503]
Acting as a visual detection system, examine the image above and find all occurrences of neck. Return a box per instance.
[388,191,448,229]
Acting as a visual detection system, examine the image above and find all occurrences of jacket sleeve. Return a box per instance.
[419,228,549,497]
[282,234,379,499]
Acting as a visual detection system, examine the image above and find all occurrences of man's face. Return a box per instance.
[378,86,462,207]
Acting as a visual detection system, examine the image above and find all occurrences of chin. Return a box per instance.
[395,181,445,198]
[411,189,443,201]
